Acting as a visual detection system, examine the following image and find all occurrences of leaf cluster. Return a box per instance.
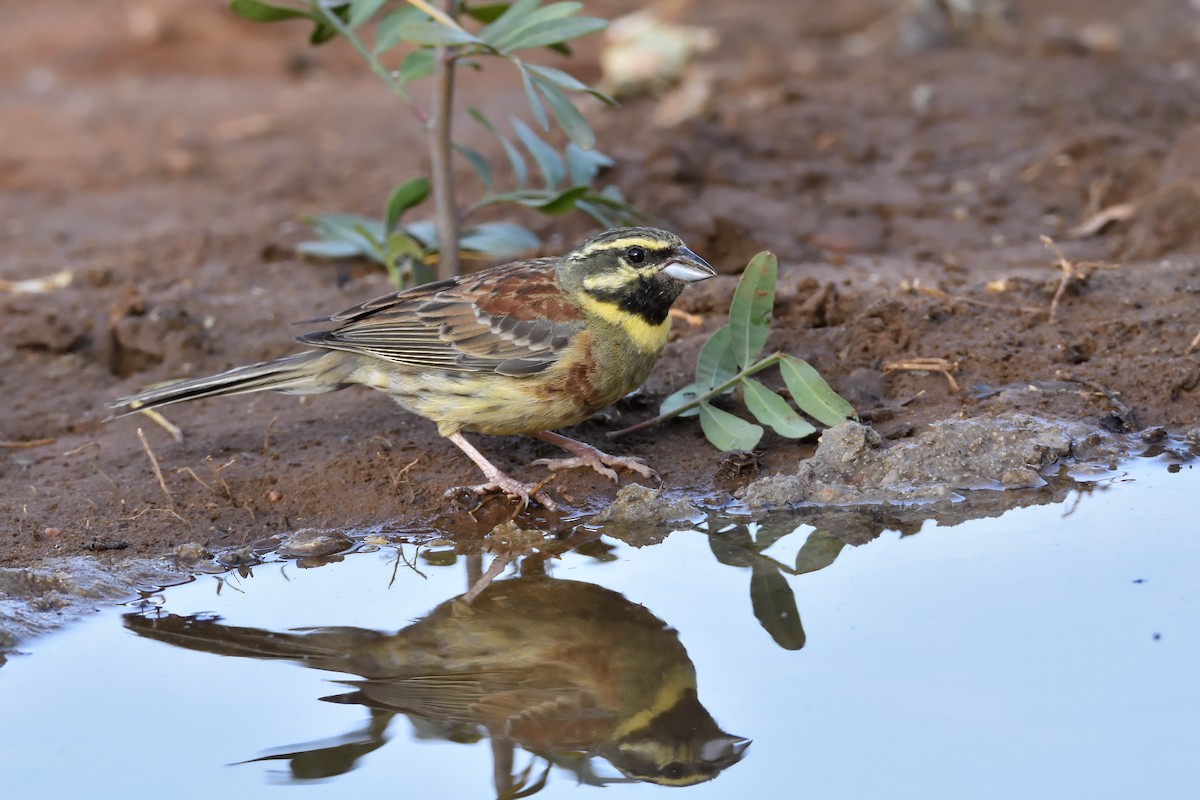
[644,252,856,451]
[231,0,641,285]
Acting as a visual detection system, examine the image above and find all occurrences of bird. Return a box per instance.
[124,573,749,787]
[109,227,715,509]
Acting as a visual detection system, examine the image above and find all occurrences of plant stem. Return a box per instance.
[313,1,427,124]
[609,353,784,440]
[429,0,461,279]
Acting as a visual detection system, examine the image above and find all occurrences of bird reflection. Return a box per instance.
[124,571,747,791]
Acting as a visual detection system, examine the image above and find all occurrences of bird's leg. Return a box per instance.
[445,432,558,510]
[531,431,657,482]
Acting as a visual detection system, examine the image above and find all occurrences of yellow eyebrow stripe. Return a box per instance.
[572,236,672,259]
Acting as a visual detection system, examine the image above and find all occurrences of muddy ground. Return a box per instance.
[3,0,1200,572]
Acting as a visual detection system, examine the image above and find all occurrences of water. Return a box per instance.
[2,457,1197,799]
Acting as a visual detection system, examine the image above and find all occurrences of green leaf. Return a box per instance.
[779,355,856,427]
[310,2,351,44]
[386,231,426,262]
[534,185,588,214]
[461,3,510,25]
[477,0,542,47]
[695,325,738,391]
[707,528,757,568]
[534,77,594,149]
[393,20,479,46]
[729,251,777,369]
[348,0,388,29]
[485,1,585,50]
[516,62,548,131]
[511,117,564,189]
[374,5,429,52]
[699,402,763,452]
[526,62,616,104]
[296,239,361,258]
[742,379,817,439]
[660,382,702,418]
[498,15,606,52]
[383,178,430,233]
[565,143,611,185]
[459,222,539,257]
[470,108,527,187]
[404,220,436,248]
[303,214,386,261]
[396,48,435,82]
[230,1,312,23]
[794,530,846,575]
[454,143,493,192]
[750,563,805,650]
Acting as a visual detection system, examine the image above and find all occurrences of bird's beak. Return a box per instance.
[661,247,716,282]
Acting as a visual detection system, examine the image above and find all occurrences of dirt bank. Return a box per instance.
[3,0,1199,573]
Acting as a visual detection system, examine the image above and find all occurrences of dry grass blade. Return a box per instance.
[883,357,960,392]
[1188,328,1200,355]
[0,269,73,293]
[1068,201,1139,238]
[915,285,1042,314]
[1040,235,1117,323]
[0,438,56,449]
[129,402,184,442]
[137,427,175,511]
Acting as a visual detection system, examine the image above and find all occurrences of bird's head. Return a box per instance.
[557,227,715,343]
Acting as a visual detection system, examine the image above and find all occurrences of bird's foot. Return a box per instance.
[445,432,559,511]
[449,475,558,512]
[532,433,657,483]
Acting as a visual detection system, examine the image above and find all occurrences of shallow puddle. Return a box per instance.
[2,456,1197,799]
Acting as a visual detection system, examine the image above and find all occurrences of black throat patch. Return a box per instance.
[586,273,684,327]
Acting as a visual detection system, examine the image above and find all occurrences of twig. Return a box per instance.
[136,427,175,510]
[0,438,56,449]
[388,456,420,489]
[175,467,215,495]
[430,0,461,279]
[882,358,960,392]
[1040,235,1116,323]
[915,285,1042,314]
[0,269,73,293]
[262,415,278,455]
[314,1,427,124]
[129,401,184,441]
[406,0,468,33]
[60,441,101,457]
[462,552,514,603]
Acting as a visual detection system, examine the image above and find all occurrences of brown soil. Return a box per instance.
[3,0,1199,567]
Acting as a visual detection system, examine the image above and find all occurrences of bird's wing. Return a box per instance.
[296,259,586,376]
[347,670,615,747]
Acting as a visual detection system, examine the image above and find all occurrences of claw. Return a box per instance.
[533,431,658,481]
[444,478,558,511]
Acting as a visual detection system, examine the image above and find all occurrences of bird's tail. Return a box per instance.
[109,350,355,416]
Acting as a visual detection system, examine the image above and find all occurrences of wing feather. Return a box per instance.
[295,259,585,375]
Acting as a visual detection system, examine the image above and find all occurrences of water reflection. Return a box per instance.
[124,562,748,794]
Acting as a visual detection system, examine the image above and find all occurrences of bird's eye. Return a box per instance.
[664,763,686,780]
[626,246,646,264]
